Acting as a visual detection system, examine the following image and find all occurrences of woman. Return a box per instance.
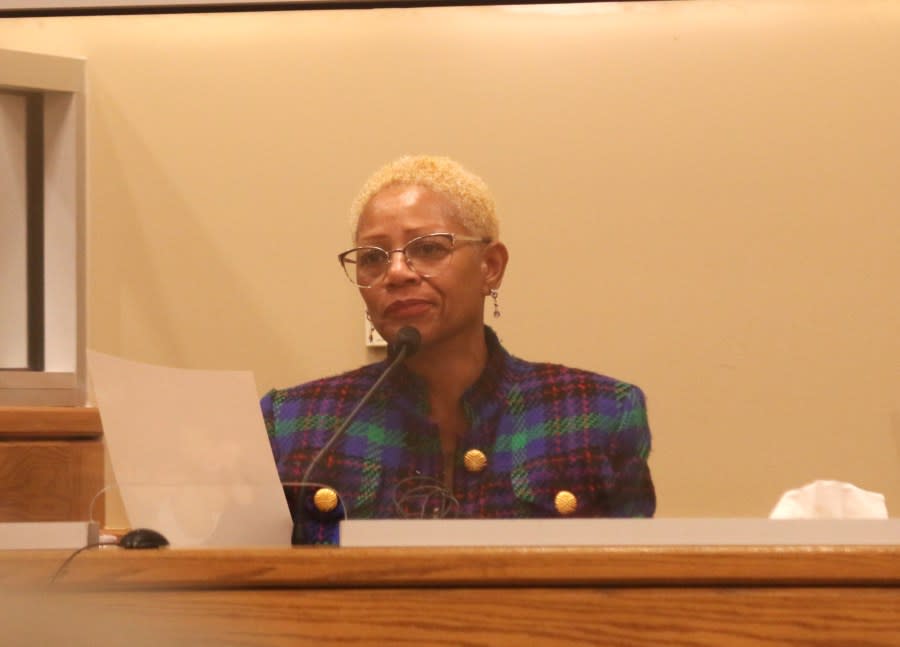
[262,155,655,544]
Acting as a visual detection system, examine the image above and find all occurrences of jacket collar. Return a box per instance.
[382,326,511,423]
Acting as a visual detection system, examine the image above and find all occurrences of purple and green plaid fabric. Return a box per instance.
[262,327,655,544]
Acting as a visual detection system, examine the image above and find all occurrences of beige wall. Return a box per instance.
[0,93,28,368]
[1,0,897,520]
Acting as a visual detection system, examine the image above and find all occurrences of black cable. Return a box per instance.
[49,542,107,585]
[0,1,655,19]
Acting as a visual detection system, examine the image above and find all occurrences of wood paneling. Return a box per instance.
[0,407,103,522]
[4,587,899,647]
[0,440,103,522]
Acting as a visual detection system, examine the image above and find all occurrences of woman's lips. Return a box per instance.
[384,300,431,318]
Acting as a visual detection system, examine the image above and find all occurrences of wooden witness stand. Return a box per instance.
[2,545,899,645]
[1,407,897,643]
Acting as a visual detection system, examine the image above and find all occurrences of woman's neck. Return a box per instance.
[404,325,488,407]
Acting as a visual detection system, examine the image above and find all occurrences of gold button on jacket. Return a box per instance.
[463,449,488,472]
[554,490,578,515]
[313,487,339,512]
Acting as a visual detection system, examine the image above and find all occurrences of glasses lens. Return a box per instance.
[342,247,388,286]
[406,234,454,277]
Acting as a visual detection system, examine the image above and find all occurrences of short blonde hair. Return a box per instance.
[350,155,499,242]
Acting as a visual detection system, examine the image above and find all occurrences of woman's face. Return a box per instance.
[355,184,498,350]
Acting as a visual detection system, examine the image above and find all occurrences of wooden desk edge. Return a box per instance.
[3,545,899,591]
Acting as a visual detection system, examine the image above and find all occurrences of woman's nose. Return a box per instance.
[383,250,417,283]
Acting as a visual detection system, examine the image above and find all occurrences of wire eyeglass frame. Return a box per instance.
[338,232,490,288]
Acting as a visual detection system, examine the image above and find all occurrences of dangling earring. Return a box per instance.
[490,288,501,319]
[366,312,375,343]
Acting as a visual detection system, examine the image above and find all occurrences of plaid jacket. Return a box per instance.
[262,327,655,544]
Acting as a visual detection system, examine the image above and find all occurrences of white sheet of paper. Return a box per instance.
[87,350,293,547]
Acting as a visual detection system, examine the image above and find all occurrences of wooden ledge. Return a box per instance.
[0,407,102,439]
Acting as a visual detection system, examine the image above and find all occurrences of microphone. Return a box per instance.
[290,326,421,544]
[391,325,422,359]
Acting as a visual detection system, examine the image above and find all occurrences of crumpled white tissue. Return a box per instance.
[769,480,888,519]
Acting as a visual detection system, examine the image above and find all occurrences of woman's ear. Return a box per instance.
[481,241,509,291]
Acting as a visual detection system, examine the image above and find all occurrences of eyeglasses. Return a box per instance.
[338,232,490,288]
